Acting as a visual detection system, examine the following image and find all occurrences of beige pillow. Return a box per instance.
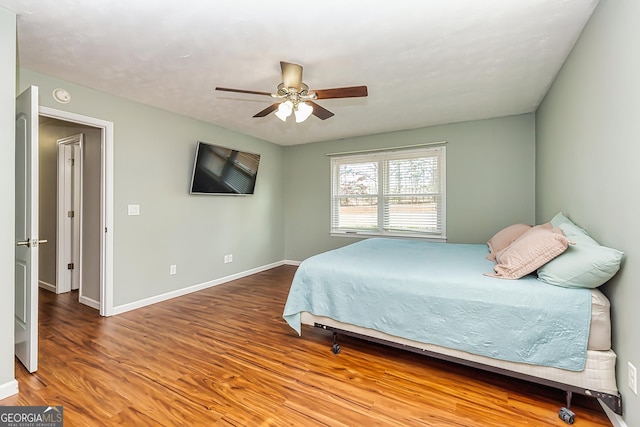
[487,224,571,280]
[486,223,532,261]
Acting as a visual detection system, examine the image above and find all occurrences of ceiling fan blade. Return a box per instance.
[312,85,368,99]
[308,101,335,120]
[280,61,303,90]
[253,103,280,118]
[215,87,273,97]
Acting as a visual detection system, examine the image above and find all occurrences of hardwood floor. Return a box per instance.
[2,265,611,426]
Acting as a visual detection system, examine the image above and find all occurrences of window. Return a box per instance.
[330,145,446,239]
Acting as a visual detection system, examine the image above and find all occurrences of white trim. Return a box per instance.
[79,295,100,310]
[0,380,19,400]
[283,260,301,266]
[330,231,447,241]
[102,117,114,316]
[599,399,627,427]
[326,141,447,157]
[38,280,55,293]
[39,106,114,317]
[56,135,83,294]
[111,261,285,315]
[75,140,83,293]
[56,142,70,293]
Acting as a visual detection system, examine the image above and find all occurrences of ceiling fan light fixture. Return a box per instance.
[275,100,293,122]
[215,61,368,122]
[294,101,313,123]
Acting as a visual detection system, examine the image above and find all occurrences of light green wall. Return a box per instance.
[284,114,535,261]
[37,123,59,286]
[536,0,640,424]
[18,69,285,307]
[0,7,16,394]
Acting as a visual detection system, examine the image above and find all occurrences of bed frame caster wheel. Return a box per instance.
[559,407,575,425]
[331,332,341,354]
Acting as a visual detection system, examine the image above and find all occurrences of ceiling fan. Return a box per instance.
[215,61,368,123]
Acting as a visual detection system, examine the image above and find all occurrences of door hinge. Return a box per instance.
[68,210,74,218]
[67,263,74,270]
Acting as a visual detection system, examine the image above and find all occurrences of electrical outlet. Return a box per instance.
[629,362,638,394]
[223,255,229,264]
[169,264,176,275]
[228,254,233,263]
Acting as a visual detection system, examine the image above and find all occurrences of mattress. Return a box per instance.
[588,289,611,351]
[298,288,611,350]
[299,287,611,351]
[302,312,618,395]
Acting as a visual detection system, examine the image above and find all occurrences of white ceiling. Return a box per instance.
[2,0,599,146]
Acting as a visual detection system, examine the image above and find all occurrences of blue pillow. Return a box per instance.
[538,216,623,288]
[537,242,623,288]
[557,221,597,245]
[549,212,572,228]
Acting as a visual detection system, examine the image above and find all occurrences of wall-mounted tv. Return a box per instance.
[189,141,261,195]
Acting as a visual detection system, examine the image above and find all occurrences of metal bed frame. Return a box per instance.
[314,322,622,425]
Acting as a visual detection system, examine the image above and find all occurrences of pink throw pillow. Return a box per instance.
[486,223,532,261]
[487,224,571,280]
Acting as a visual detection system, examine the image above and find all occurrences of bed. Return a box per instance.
[282,216,624,423]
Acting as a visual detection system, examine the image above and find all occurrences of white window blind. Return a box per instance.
[330,145,446,239]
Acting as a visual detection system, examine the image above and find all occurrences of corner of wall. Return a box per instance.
[0,5,17,392]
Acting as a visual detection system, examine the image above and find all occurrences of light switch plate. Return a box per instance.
[629,362,638,394]
[127,204,140,216]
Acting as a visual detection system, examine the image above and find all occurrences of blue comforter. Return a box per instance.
[283,238,592,371]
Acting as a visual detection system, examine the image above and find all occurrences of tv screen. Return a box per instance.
[189,141,261,195]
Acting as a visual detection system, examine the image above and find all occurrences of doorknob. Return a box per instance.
[16,238,31,247]
[16,238,48,248]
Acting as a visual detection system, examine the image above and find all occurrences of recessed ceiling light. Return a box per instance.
[52,88,71,104]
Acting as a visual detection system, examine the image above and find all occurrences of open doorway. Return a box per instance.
[37,107,114,316]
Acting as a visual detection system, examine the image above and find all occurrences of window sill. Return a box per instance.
[330,231,447,242]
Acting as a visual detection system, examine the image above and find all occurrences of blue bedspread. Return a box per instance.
[283,238,592,371]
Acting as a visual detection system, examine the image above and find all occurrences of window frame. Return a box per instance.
[329,144,446,240]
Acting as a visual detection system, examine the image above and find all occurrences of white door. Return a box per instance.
[57,135,83,294]
[15,86,40,373]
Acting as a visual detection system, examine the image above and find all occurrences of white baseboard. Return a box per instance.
[79,295,100,310]
[38,280,56,293]
[111,260,286,315]
[283,260,301,266]
[0,379,19,400]
[599,399,627,427]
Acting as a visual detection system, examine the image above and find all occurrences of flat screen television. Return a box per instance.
[189,141,261,195]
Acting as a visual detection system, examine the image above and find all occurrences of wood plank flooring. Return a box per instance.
[1,265,611,426]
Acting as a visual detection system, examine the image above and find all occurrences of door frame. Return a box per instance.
[40,106,114,316]
[56,134,83,295]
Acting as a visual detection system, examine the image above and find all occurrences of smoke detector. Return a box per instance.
[52,88,71,104]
